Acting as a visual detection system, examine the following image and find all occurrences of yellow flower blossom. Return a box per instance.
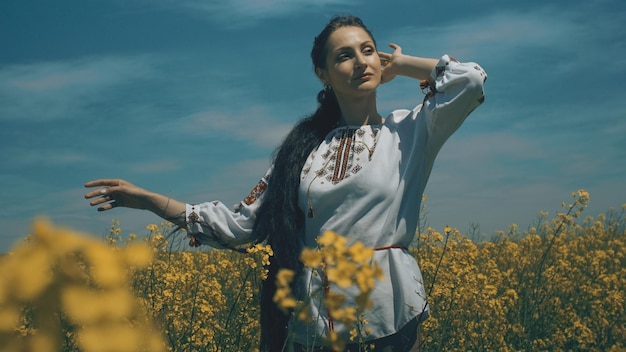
[84,244,125,287]
[326,330,346,351]
[0,307,20,331]
[273,269,297,313]
[2,189,623,351]
[327,260,358,288]
[276,268,295,287]
[62,286,135,324]
[0,219,164,352]
[146,223,159,232]
[245,243,274,279]
[347,241,374,264]
[300,247,324,268]
[298,231,385,348]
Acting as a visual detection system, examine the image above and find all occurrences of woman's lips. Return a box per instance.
[355,73,373,80]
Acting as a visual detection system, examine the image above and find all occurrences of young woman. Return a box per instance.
[85,15,487,351]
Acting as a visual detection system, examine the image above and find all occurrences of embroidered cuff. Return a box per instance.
[430,54,457,81]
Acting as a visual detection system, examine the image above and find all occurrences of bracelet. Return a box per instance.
[161,197,171,218]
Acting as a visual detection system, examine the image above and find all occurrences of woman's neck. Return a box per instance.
[336,93,383,126]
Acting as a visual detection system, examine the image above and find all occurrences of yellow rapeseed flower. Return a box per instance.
[347,241,374,264]
[326,260,357,288]
[0,307,20,331]
[0,219,164,352]
[6,245,53,300]
[84,244,125,287]
[62,286,135,324]
[355,266,383,294]
[300,247,323,268]
[299,230,384,347]
[323,290,344,313]
[273,269,297,313]
[276,268,295,287]
[146,223,159,232]
[123,242,153,268]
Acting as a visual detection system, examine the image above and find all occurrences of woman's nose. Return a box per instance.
[355,53,367,68]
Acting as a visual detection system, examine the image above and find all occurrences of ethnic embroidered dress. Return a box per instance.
[185,55,487,344]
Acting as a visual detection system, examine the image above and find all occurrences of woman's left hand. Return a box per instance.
[379,43,403,84]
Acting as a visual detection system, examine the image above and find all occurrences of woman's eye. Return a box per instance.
[363,47,374,55]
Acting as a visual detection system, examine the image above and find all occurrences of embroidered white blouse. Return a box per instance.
[185,54,487,344]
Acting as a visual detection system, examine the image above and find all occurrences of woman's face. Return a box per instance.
[317,26,381,100]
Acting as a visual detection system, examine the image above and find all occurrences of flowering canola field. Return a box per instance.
[1,190,625,351]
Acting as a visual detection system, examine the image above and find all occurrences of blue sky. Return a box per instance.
[1,0,624,252]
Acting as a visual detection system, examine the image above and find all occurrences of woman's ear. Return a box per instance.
[315,67,327,85]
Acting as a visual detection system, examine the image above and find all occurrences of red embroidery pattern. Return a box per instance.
[243,179,268,205]
[332,129,353,183]
[186,207,202,247]
[188,235,201,247]
[302,127,379,184]
[188,210,200,224]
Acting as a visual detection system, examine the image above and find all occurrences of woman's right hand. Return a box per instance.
[84,179,150,212]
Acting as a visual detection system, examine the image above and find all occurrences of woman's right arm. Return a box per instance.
[84,179,187,227]
[85,170,271,248]
[183,172,269,248]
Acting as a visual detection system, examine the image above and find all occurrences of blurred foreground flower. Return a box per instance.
[275,230,383,350]
[0,218,165,352]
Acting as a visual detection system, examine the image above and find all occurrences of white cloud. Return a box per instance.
[386,8,581,59]
[159,0,355,26]
[180,158,271,206]
[179,106,293,148]
[1,146,88,167]
[0,55,158,121]
[430,131,548,195]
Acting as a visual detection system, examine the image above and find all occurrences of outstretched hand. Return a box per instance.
[84,179,149,211]
[378,43,403,84]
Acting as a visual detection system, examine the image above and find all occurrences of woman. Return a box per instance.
[85,15,486,351]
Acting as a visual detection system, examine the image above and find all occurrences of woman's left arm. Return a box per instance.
[379,44,438,83]
[380,44,488,145]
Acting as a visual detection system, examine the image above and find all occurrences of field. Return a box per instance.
[1,190,625,351]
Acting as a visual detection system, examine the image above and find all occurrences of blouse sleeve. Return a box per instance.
[184,168,271,248]
[422,54,487,148]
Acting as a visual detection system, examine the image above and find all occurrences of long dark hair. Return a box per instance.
[253,15,375,351]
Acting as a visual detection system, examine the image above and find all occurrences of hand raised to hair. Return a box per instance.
[378,43,403,84]
[84,179,150,211]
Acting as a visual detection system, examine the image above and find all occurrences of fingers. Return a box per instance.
[84,179,125,211]
[84,188,115,200]
[86,191,112,208]
[87,191,123,211]
[84,179,122,188]
[379,43,402,70]
[388,43,402,52]
[97,201,120,212]
[84,179,123,199]
[378,51,391,60]
[88,191,110,205]
[379,43,402,55]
